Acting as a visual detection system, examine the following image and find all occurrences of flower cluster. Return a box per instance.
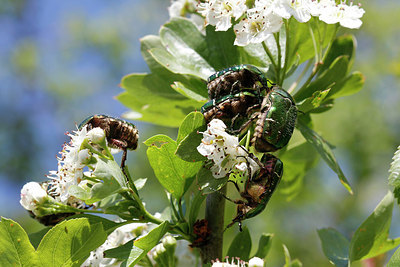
[211,256,264,267]
[169,0,365,46]
[197,119,259,179]
[20,126,107,216]
[82,222,147,267]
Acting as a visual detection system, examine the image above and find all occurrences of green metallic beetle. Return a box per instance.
[201,91,261,133]
[207,64,271,100]
[251,86,297,152]
[79,115,139,168]
[227,153,283,229]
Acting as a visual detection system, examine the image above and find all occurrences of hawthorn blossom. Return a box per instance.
[197,0,247,31]
[271,0,313,23]
[168,0,197,18]
[82,223,146,267]
[197,119,260,179]
[20,182,49,215]
[234,6,283,46]
[319,2,365,29]
[211,256,265,267]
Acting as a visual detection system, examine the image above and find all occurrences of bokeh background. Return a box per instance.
[1,0,399,265]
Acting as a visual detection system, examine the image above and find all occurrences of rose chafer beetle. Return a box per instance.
[201,91,261,133]
[207,64,271,100]
[251,86,297,152]
[227,153,283,230]
[79,115,139,168]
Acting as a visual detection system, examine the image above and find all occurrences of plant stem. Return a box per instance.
[200,185,227,264]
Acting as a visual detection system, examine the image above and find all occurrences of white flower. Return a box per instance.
[87,127,106,144]
[197,0,247,31]
[20,182,48,213]
[248,257,265,267]
[168,0,197,18]
[308,0,336,16]
[197,119,260,179]
[211,257,247,267]
[82,222,146,267]
[47,126,90,206]
[319,2,365,29]
[234,6,283,46]
[272,0,313,23]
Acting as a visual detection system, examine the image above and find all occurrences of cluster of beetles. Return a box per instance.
[200,64,298,229]
[33,65,297,231]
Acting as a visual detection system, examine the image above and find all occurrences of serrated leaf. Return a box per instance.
[349,191,400,262]
[388,246,400,267]
[326,72,365,99]
[176,111,206,143]
[317,228,349,267]
[118,73,201,127]
[253,233,273,259]
[0,217,39,266]
[297,89,331,113]
[197,166,228,194]
[320,34,356,74]
[388,146,400,187]
[127,221,169,266]
[37,218,107,266]
[144,134,202,199]
[297,119,353,194]
[226,227,252,261]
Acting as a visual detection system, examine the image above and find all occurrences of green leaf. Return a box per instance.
[104,239,134,261]
[67,214,119,234]
[197,165,229,194]
[297,89,331,114]
[118,73,201,127]
[317,228,349,267]
[70,158,127,204]
[283,244,303,267]
[349,191,400,262]
[388,246,400,267]
[176,111,206,144]
[140,35,208,100]
[294,56,349,102]
[37,218,107,266]
[389,145,400,203]
[297,119,353,194]
[29,227,51,249]
[144,134,203,198]
[226,227,252,261]
[150,18,214,79]
[176,112,207,162]
[278,140,318,200]
[320,34,356,74]
[253,233,273,259]
[171,81,208,102]
[127,221,169,266]
[286,18,336,69]
[0,217,39,266]
[326,72,365,100]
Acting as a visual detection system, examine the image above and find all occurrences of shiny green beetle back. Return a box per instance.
[207,64,270,100]
[253,87,297,152]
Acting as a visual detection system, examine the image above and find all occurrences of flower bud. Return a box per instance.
[249,257,264,267]
[87,127,106,144]
[20,182,48,212]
